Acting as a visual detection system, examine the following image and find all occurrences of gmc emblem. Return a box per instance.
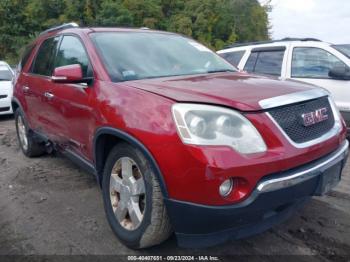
[301,108,328,127]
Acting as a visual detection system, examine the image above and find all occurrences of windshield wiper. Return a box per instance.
[207,69,236,74]
[0,79,11,81]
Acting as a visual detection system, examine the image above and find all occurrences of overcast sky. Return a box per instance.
[262,0,350,44]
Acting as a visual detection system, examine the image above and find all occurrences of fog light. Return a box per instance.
[219,178,233,197]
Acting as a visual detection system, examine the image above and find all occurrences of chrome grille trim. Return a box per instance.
[266,97,342,148]
[259,89,329,110]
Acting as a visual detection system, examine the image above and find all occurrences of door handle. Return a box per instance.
[23,86,30,92]
[44,92,54,99]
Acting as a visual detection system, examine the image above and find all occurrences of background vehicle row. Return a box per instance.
[218,38,350,135]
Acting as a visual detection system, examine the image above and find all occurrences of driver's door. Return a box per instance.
[49,35,96,159]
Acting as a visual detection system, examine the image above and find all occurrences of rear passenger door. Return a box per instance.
[24,36,60,135]
[243,46,287,78]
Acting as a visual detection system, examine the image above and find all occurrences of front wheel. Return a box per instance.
[102,143,172,249]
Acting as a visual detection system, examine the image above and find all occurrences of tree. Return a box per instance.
[0,0,30,63]
[96,0,133,27]
[0,0,270,64]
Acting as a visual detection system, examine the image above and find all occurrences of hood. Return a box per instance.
[124,72,318,111]
[0,81,12,95]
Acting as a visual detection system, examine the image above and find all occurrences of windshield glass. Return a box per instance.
[91,32,236,82]
[0,65,13,81]
[332,44,350,58]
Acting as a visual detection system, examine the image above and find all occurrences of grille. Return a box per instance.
[269,97,335,143]
[0,107,10,112]
[0,95,8,99]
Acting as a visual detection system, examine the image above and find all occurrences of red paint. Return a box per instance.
[52,64,83,83]
[14,27,347,206]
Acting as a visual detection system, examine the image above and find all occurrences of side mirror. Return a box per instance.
[52,64,85,83]
[328,65,350,80]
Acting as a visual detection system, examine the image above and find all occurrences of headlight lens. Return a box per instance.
[172,104,267,154]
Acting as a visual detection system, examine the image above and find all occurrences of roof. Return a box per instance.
[223,37,322,49]
[39,22,171,37]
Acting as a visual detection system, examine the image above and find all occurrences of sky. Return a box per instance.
[262,0,350,44]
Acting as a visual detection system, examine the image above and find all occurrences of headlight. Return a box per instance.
[328,97,342,121]
[172,104,267,154]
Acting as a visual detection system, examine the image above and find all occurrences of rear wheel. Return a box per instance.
[15,108,45,157]
[102,143,172,249]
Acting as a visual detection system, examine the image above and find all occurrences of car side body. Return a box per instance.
[13,27,349,248]
[217,38,350,136]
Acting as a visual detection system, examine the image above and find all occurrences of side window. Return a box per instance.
[220,51,245,66]
[244,50,284,76]
[292,47,347,78]
[244,52,258,72]
[54,35,92,78]
[18,44,35,72]
[31,37,60,76]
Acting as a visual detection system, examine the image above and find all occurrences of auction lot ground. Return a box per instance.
[0,115,349,261]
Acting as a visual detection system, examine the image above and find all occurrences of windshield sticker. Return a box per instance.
[188,41,211,52]
[122,70,136,78]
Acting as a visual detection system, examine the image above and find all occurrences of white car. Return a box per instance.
[0,61,14,115]
[217,38,350,135]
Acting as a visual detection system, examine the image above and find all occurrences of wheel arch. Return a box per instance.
[93,127,169,198]
[11,97,22,114]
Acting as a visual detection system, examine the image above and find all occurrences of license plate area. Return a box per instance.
[315,162,342,196]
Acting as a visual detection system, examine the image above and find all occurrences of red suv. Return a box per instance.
[13,23,349,249]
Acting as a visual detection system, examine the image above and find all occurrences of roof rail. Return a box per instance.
[39,22,79,36]
[281,37,321,42]
[224,37,322,49]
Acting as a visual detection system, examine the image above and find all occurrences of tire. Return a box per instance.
[102,143,172,249]
[15,108,45,157]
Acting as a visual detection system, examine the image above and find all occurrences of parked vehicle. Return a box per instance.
[0,61,14,115]
[13,24,348,249]
[217,38,350,136]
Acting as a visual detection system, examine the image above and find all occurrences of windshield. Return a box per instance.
[91,32,236,82]
[332,44,350,58]
[0,65,13,81]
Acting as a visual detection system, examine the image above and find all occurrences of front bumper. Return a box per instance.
[165,140,349,248]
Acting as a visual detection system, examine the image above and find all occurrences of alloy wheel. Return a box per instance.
[17,115,28,151]
[109,157,146,230]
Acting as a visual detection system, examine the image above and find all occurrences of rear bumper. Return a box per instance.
[165,140,349,248]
